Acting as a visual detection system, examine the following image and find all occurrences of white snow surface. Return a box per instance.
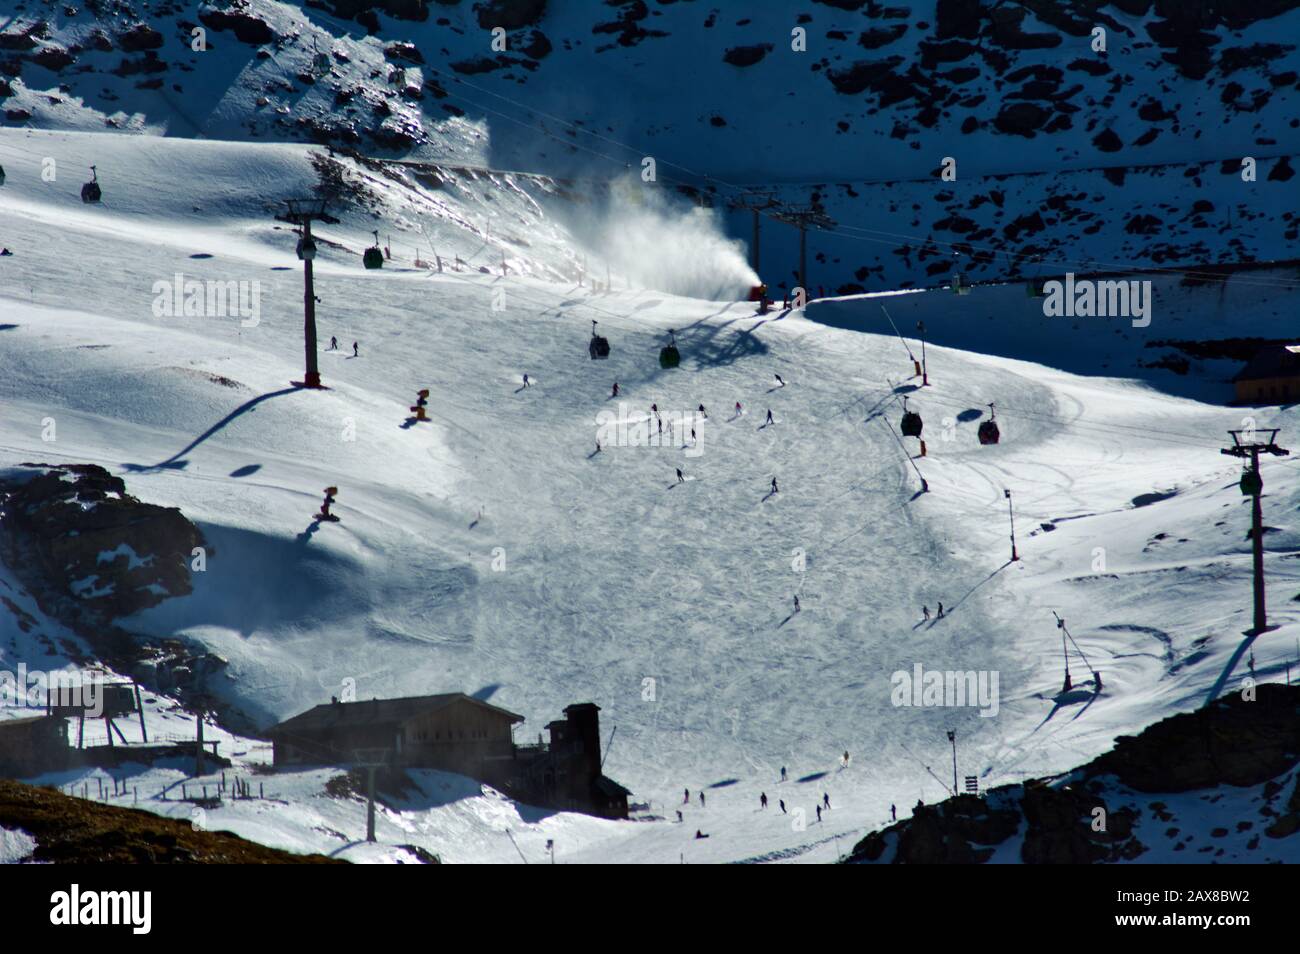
[0,127,1297,863]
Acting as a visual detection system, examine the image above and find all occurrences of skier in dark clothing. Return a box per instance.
[770,477,779,494]
[329,336,338,351]
[698,403,707,419]
[890,804,896,822]
[699,791,705,808]
[780,766,787,782]
[683,788,690,804]
[676,468,685,484]
[676,810,683,823]
[793,595,800,613]
[816,805,822,823]
[779,800,787,814]
[352,341,359,357]
[612,382,620,397]
[695,830,709,839]
[774,374,785,388]
[823,793,830,810]
[760,792,768,809]
[937,602,945,618]
[765,408,774,425]
[522,374,530,388]
[651,403,658,416]
[923,605,931,621]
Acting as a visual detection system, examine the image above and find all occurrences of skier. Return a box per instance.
[937,602,945,619]
[770,477,779,494]
[734,401,743,416]
[774,373,785,388]
[923,605,931,621]
[595,441,601,454]
[612,382,620,397]
[317,486,339,522]
[765,408,774,426]
[842,750,850,767]
[780,766,787,782]
[816,805,822,823]
[890,804,896,822]
[698,403,707,419]
[658,417,663,437]
[651,403,658,416]
[823,793,830,810]
[779,800,787,814]
[522,373,530,388]
[760,792,768,809]
[793,595,800,613]
[350,341,359,357]
[329,335,338,351]
[1095,670,1103,692]
[690,427,696,444]
[699,791,705,808]
[683,788,690,804]
[695,830,709,839]
[676,468,685,484]
[676,810,683,823]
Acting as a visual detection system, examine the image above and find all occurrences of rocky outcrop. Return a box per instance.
[0,464,204,623]
[847,684,1300,863]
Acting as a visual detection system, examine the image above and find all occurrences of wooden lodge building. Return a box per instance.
[1234,344,1300,405]
[268,694,630,819]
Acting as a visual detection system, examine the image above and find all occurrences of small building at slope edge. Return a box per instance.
[268,693,629,819]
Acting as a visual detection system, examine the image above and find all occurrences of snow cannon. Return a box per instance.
[747,283,767,302]
[977,402,1000,445]
[410,389,430,422]
[80,165,102,204]
[363,230,384,269]
[900,397,923,439]
[659,329,681,369]
[589,320,611,360]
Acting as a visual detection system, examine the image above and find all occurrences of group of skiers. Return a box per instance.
[921,602,945,621]
[326,335,359,357]
[682,767,841,839]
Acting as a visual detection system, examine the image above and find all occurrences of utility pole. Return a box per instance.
[946,730,958,797]
[916,320,929,386]
[353,748,390,843]
[276,197,339,389]
[772,207,835,297]
[1221,429,1289,634]
[1005,488,1019,562]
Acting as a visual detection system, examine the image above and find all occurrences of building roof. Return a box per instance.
[0,714,61,730]
[269,693,524,736]
[594,774,632,798]
[1234,344,1300,383]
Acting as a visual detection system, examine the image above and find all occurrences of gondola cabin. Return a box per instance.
[589,320,610,359]
[977,403,1000,445]
[81,165,101,204]
[363,230,384,269]
[659,329,681,369]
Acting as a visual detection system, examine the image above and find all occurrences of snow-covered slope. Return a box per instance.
[3,1,1297,291]
[1,125,1297,862]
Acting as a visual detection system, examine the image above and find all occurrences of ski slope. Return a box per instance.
[0,127,1297,863]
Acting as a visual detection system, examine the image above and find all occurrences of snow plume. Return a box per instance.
[568,176,758,301]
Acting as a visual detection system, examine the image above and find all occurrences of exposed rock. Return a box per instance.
[198,9,277,45]
[474,0,546,31]
[723,44,773,68]
[993,102,1049,136]
[116,24,164,53]
[0,463,205,623]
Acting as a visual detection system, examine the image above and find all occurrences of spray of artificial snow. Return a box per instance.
[567,175,758,301]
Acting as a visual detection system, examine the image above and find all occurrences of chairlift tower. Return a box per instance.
[732,191,779,274]
[276,197,339,389]
[1221,429,1290,634]
[771,207,835,296]
[352,747,390,843]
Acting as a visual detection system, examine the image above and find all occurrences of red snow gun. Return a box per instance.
[319,486,338,521]
[410,389,430,421]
